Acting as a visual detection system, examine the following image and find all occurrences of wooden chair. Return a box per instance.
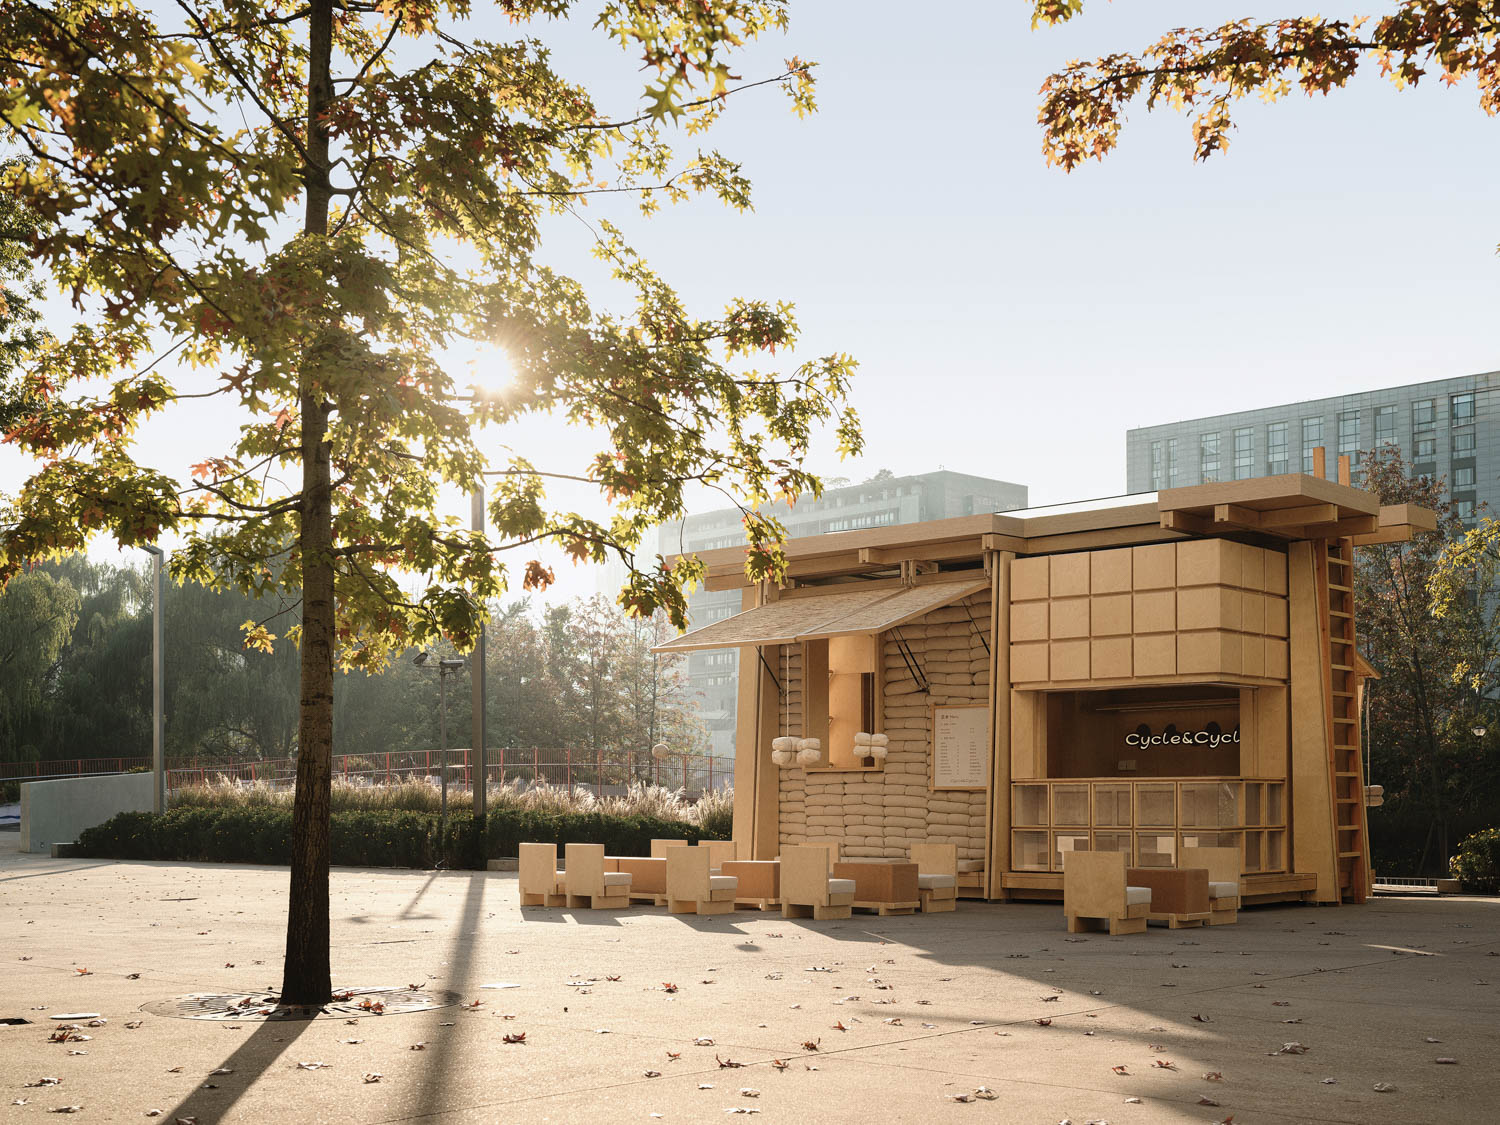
[780,845,857,921]
[1062,851,1151,936]
[1181,846,1241,925]
[518,843,566,907]
[564,843,631,909]
[666,846,739,915]
[650,838,689,859]
[955,857,986,899]
[909,842,958,913]
[696,839,737,870]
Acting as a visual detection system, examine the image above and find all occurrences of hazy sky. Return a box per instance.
[5,1,1498,604]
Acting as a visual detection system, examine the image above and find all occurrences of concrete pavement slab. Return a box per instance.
[2,835,1496,1124]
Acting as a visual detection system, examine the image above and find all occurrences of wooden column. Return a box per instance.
[731,584,783,860]
[985,551,1014,900]
[1287,541,1340,902]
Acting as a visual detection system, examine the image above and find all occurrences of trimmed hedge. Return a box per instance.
[1450,827,1500,893]
[76,805,723,869]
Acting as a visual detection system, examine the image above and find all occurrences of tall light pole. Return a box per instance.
[415,651,466,835]
[141,545,166,814]
[471,484,487,825]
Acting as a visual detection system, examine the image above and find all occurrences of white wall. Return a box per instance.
[19,773,155,853]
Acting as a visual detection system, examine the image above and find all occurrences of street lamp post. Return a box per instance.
[141,545,166,814]
[415,652,466,834]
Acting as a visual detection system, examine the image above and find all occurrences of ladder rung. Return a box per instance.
[1333,716,1357,723]
[1336,797,1359,804]
[1332,663,1353,671]
[1339,851,1362,858]
[1329,582,1352,592]
[1334,691,1355,698]
[1335,771,1360,778]
[1330,609,1353,618]
[1337,824,1360,831]
[1327,556,1352,567]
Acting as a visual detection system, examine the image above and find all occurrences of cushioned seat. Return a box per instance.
[602,871,631,888]
[956,859,984,873]
[666,847,739,915]
[917,873,956,890]
[1209,881,1239,899]
[1124,885,1151,907]
[827,878,857,895]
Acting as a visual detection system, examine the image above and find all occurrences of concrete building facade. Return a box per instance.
[638,472,1028,759]
[1125,371,1500,527]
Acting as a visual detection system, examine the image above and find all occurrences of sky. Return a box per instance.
[4,1,1498,606]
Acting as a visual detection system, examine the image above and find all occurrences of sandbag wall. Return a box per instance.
[775,592,991,863]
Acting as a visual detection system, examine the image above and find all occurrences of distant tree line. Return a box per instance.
[0,557,706,769]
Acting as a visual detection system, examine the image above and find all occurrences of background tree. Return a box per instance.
[1031,3,1500,172]
[1356,448,1500,873]
[0,568,80,757]
[1,1,859,1004]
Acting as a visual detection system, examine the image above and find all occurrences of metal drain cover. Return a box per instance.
[142,986,460,1021]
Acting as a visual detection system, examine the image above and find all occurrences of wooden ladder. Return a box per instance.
[1320,536,1368,903]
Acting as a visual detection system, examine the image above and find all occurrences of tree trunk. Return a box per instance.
[282,0,336,1007]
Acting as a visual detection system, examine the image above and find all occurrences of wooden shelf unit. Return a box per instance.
[1010,777,1286,877]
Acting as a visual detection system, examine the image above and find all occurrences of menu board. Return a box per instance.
[931,704,989,790]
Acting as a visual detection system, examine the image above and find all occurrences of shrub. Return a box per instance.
[1450,827,1500,893]
[693,787,735,839]
[77,800,733,868]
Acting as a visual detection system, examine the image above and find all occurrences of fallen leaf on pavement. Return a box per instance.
[1202,1071,1223,1081]
[1192,1014,1211,1023]
[1034,1018,1052,1027]
[1111,1066,1129,1076]
[695,1037,715,1047]
[409,1043,427,1051]
[1153,1059,1177,1070]
[362,1074,382,1084]
[1198,1096,1221,1106]
[801,1040,820,1052]
[24,1079,62,1088]
[1274,1043,1308,1056]
[739,1088,760,1097]
[125,1021,143,1030]
[643,1071,661,1078]
[1435,1057,1458,1065]
[295,1062,331,1071]
[1373,1083,1397,1093]
[502,1032,526,1045]
[716,1055,745,1068]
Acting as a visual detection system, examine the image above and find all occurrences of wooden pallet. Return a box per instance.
[852,899,920,916]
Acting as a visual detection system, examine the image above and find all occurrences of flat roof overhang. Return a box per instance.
[674,477,1437,592]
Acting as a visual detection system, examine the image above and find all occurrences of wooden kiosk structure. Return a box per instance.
[658,467,1434,906]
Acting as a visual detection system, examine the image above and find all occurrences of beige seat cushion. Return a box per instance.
[708,875,738,891]
[1209,881,1240,899]
[917,873,956,890]
[1124,885,1151,907]
[827,878,857,896]
[601,872,632,888]
[956,859,984,873]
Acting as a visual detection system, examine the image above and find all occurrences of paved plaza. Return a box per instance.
[1,836,1495,1124]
